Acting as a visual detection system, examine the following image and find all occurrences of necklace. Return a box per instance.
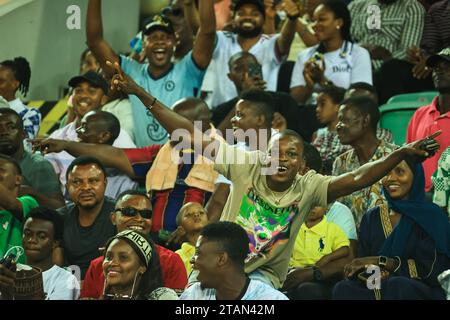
[268,181,297,206]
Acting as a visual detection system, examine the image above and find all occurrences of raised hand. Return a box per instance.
[401,130,441,160]
[30,138,68,155]
[107,61,142,95]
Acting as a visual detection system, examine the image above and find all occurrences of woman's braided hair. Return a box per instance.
[0,57,31,97]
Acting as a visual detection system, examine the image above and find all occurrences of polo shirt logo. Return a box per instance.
[165,81,175,92]
[332,65,351,73]
[318,238,325,252]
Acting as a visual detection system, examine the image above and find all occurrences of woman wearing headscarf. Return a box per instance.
[101,230,178,300]
[332,159,450,300]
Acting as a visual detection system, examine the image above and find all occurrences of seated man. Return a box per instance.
[180,221,288,300]
[49,71,135,148]
[46,110,137,200]
[34,61,439,290]
[81,190,188,298]
[22,207,79,300]
[174,202,209,276]
[0,108,63,209]
[0,155,39,263]
[332,96,398,227]
[33,98,219,247]
[407,48,450,193]
[57,156,116,279]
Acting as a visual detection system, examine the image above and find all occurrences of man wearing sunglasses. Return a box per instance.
[80,190,188,299]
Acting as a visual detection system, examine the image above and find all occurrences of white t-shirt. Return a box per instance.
[180,279,288,300]
[201,31,284,109]
[290,41,372,103]
[46,122,137,197]
[43,265,80,300]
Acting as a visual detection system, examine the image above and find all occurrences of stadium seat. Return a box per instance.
[387,91,438,104]
[379,101,427,146]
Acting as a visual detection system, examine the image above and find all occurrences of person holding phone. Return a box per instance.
[290,0,372,104]
[333,158,450,300]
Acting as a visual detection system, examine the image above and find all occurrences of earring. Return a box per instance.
[337,25,340,30]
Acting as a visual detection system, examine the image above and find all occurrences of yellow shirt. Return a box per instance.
[176,242,195,276]
[290,216,350,268]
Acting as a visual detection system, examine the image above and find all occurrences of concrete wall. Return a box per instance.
[0,0,140,101]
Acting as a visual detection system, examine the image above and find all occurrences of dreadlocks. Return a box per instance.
[0,57,31,97]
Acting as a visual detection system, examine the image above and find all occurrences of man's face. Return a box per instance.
[190,236,222,288]
[0,66,18,99]
[112,195,153,234]
[22,218,55,263]
[233,4,264,38]
[336,104,366,145]
[228,55,261,91]
[0,159,21,190]
[72,82,106,119]
[432,59,450,92]
[144,30,176,69]
[180,203,208,235]
[76,112,105,144]
[231,100,261,134]
[266,135,305,185]
[164,2,190,46]
[0,113,24,156]
[66,164,106,210]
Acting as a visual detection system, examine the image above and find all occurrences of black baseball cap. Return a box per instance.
[68,71,109,94]
[426,47,450,68]
[233,0,266,18]
[142,14,175,36]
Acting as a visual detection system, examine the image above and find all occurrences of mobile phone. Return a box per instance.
[248,62,263,79]
[0,253,17,271]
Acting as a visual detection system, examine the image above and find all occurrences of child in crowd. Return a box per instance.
[175,202,209,276]
[312,85,349,174]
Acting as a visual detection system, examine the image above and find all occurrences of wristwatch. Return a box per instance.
[378,256,388,269]
[312,266,323,282]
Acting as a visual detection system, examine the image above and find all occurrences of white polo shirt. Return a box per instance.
[290,41,372,104]
[201,31,285,109]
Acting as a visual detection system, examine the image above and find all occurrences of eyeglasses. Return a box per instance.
[162,6,183,17]
[115,207,153,219]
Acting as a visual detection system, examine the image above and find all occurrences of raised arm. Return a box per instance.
[86,0,120,77]
[183,0,200,35]
[327,132,441,203]
[31,140,135,178]
[276,0,301,56]
[191,0,217,69]
[108,62,220,159]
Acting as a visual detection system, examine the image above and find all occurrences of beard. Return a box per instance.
[235,26,263,39]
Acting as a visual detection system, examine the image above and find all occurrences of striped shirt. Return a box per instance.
[420,0,450,57]
[349,0,425,70]
[432,146,450,217]
[8,98,41,138]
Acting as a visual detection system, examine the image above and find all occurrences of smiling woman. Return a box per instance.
[101,230,178,300]
[332,161,450,300]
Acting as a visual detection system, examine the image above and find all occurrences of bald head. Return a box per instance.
[173,98,212,132]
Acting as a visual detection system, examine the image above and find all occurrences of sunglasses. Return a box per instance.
[115,207,153,219]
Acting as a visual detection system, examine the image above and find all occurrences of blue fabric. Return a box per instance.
[379,164,450,258]
[120,53,205,147]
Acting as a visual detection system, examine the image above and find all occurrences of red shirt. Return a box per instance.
[406,97,450,191]
[80,244,187,298]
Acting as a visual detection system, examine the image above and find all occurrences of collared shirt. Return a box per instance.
[313,127,393,175]
[432,146,450,216]
[202,31,284,109]
[332,140,398,227]
[420,0,450,57]
[290,216,350,268]
[176,242,196,276]
[349,0,425,70]
[8,98,41,138]
[406,97,450,191]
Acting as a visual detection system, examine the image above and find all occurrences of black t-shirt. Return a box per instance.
[57,198,116,279]
[211,91,323,142]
